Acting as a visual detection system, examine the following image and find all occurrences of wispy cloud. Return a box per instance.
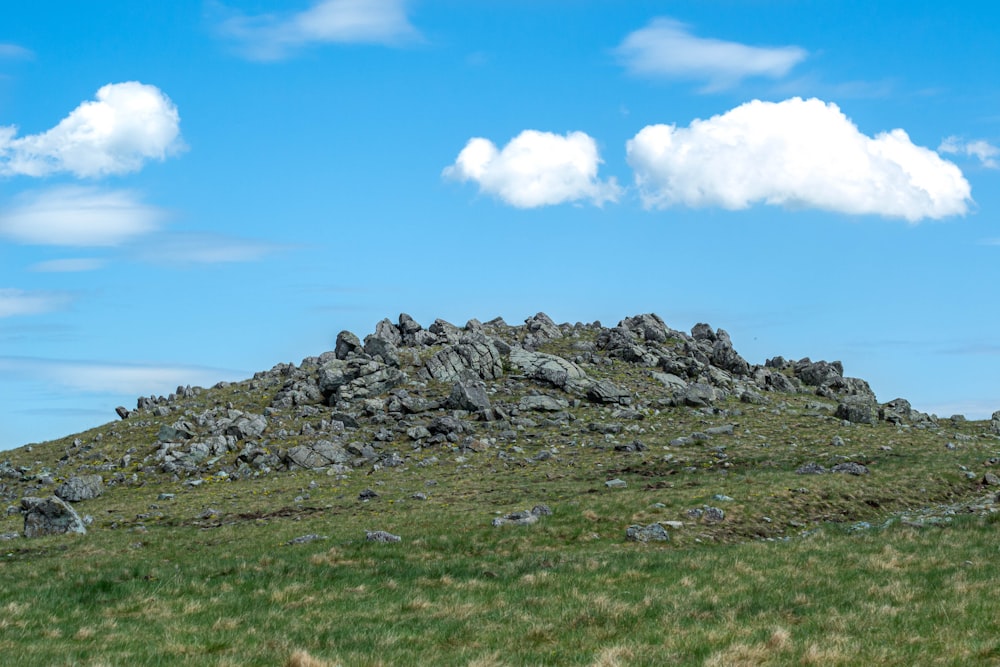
[939,136,999,169]
[0,288,73,317]
[217,0,420,61]
[29,258,107,273]
[0,186,164,246]
[0,43,33,60]
[626,97,972,221]
[616,18,807,91]
[132,232,290,265]
[0,356,243,395]
[0,81,183,178]
[444,130,621,208]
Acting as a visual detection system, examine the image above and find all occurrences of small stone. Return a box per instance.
[830,435,846,447]
[983,473,1000,486]
[605,479,627,489]
[358,488,379,500]
[831,462,869,476]
[287,534,326,545]
[626,523,669,542]
[365,530,401,543]
[703,506,725,523]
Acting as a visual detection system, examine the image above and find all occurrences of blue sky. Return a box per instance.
[1,1,998,449]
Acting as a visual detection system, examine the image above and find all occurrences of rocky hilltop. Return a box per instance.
[4,311,1000,539]
[116,312,940,479]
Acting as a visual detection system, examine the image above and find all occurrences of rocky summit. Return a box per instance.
[2,311,999,540]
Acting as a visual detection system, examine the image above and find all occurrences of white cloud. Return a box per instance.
[616,18,807,91]
[133,232,287,265]
[0,43,33,60]
[0,81,182,178]
[0,288,72,317]
[218,0,420,61]
[444,130,621,208]
[0,356,240,395]
[29,258,106,273]
[939,136,999,169]
[0,186,164,246]
[626,97,972,221]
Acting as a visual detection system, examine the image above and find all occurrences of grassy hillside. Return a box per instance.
[2,314,999,665]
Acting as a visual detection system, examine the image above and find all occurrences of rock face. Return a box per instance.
[21,496,87,537]
[55,475,104,503]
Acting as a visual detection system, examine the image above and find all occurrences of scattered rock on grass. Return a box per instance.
[626,523,669,542]
[365,530,401,543]
[21,496,87,538]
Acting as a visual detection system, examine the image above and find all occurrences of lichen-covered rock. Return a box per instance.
[21,496,86,538]
[626,523,670,542]
[55,475,104,503]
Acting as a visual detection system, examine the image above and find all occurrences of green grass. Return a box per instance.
[3,373,1000,664]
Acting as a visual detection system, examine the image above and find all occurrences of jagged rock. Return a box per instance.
[622,313,670,343]
[284,440,349,470]
[428,318,462,345]
[626,523,670,542]
[519,395,569,412]
[21,496,86,538]
[115,406,130,420]
[428,415,467,436]
[795,359,844,387]
[363,335,400,367]
[446,377,492,412]
[880,398,913,424]
[680,383,718,407]
[373,318,403,346]
[508,348,588,388]
[523,312,562,348]
[425,335,504,382]
[158,421,195,442]
[55,475,104,502]
[836,396,878,425]
[587,379,630,404]
[319,358,405,402]
[271,379,323,409]
[796,462,827,475]
[221,413,268,440]
[691,323,715,341]
[335,330,363,359]
[651,372,687,390]
[397,313,422,339]
[711,332,751,376]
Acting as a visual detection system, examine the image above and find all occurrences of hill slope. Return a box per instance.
[2,312,1000,665]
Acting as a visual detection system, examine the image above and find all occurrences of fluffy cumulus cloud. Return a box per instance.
[616,18,807,90]
[0,82,182,178]
[0,186,164,246]
[626,97,972,221]
[939,136,999,169]
[218,0,420,60]
[444,130,621,208]
[0,288,72,318]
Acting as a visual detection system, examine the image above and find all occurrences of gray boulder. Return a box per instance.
[626,523,670,542]
[508,348,588,388]
[446,378,492,412]
[365,530,401,543]
[425,335,504,382]
[518,395,569,412]
[334,330,362,360]
[55,475,104,503]
[284,440,349,469]
[21,496,87,538]
[587,379,630,404]
[836,396,878,425]
[364,335,400,367]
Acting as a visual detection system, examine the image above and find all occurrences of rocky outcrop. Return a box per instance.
[22,496,87,537]
[55,475,103,503]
